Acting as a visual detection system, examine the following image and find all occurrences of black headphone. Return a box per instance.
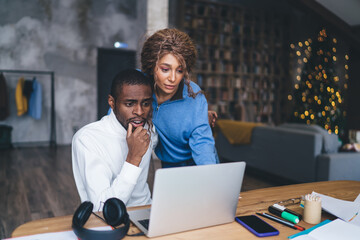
[72,198,130,240]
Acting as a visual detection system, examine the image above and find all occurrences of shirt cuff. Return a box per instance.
[118,162,142,185]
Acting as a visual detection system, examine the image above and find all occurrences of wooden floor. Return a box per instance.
[0,146,277,239]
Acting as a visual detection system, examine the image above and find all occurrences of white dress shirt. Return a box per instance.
[72,110,158,211]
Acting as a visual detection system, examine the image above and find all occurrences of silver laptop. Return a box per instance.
[128,161,246,237]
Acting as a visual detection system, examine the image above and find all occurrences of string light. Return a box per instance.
[291,28,346,137]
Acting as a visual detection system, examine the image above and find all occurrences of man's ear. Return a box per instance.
[108,95,115,109]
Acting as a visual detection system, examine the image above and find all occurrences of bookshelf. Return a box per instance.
[179,0,288,124]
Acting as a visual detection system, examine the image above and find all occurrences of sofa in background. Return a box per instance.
[215,121,360,183]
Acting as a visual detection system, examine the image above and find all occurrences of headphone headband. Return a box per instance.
[72,198,129,240]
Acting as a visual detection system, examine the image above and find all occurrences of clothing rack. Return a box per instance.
[0,69,56,147]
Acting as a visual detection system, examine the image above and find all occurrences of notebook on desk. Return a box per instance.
[128,161,246,237]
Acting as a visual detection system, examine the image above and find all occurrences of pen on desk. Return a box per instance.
[268,205,300,224]
[273,203,303,220]
[256,212,305,231]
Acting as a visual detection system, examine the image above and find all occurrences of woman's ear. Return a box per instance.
[108,95,115,109]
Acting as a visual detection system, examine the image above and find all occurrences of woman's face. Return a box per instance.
[154,53,185,97]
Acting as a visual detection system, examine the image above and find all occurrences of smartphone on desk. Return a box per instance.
[235,215,279,237]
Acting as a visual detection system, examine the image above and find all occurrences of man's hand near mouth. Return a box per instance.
[125,123,150,167]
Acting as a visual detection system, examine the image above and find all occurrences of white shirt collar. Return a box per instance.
[108,109,127,136]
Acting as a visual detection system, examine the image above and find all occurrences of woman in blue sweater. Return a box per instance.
[141,28,218,168]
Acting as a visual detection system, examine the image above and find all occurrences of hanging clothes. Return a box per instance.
[28,78,42,120]
[15,77,28,116]
[0,73,10,120]
[23,79,34,101]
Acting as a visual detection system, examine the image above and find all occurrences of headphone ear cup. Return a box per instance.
[103,198,129,227]
[72,201,93,228]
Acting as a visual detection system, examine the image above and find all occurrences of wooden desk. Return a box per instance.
[12,180,360,239]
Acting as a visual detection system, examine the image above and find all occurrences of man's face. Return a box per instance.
[108,84,152,130]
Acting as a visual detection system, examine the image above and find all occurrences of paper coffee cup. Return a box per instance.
[303,194,322,224]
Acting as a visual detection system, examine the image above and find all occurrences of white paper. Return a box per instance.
[312,192,360,226]
[292,219,360,240]
[310,219,360,240]
[291,235,317,240]
[5,226,111,240]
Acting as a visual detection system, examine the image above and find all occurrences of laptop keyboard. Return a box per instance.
[139,219,150,230]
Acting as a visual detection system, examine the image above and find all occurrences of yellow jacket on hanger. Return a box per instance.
[15,77,28,116]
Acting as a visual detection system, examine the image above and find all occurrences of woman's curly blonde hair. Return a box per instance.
[141,28,200,98]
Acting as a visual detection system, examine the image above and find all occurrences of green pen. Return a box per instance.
[268,205,300,224]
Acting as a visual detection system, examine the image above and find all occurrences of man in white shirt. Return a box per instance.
[72,69,158,211]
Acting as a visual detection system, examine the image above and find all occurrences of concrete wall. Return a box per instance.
[146,0,168,35]
[0,0,148,145]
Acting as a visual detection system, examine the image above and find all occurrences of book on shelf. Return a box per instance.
[183,0,287,125]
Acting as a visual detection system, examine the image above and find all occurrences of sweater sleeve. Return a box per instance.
[188,94,217,165]
[72,133,142,211]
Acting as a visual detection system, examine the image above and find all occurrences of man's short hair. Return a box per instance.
[110,69,153,99]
